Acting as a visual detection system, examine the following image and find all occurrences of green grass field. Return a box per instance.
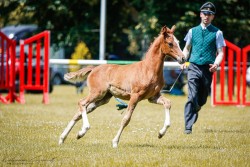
[0,85,249,166]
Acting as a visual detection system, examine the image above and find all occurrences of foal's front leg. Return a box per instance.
[112,95,138,148]
[148,95,171,138]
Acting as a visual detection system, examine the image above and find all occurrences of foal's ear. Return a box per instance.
[161,25,171,36]
[170,25,176,33]
[161,26,167,34]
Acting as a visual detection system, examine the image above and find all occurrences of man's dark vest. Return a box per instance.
[189,24,219,65]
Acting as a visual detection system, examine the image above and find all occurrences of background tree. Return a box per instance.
[0,0,249,60]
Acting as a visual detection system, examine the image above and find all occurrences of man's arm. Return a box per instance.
[214,47,224,65]
[209,47,224,72]
[183,43,192,60]
[180,43,192,69]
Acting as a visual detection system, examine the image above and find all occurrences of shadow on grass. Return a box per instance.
[121,143,157,148]
[166,145,223,150]
[204,129,249,134]
[2,155,57,165]
[123,143,223,150]
[133,143,156,148]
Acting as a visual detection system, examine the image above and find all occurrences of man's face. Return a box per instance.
[200,12,214,25]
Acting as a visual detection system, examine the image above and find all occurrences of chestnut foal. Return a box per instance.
[59,25,185,148]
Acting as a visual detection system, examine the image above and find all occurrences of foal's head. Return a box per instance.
[160,25,186,64]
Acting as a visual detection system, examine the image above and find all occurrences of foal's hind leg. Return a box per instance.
[59,111,82,145]
[59,93,112,145]
[148,94,171,138]
[77,93,113,139]
[77,100,90,139]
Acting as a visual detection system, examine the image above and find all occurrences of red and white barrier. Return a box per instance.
[212,40,250,106]
[19,31,50,104]
[242,45,250,106]
[0,32,20,104]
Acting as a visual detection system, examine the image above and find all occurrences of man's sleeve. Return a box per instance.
[184,29,192,45]
[216,30,226,49]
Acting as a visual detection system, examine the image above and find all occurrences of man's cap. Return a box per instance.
[200,2,216,15]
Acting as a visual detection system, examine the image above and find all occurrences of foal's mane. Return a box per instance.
[144,26,173,59]
[144,33,164,59]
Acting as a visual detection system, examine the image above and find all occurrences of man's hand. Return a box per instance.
[209,64,218,72]
[180,62,190,70]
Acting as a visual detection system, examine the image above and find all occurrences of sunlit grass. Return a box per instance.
[0,85,249,166]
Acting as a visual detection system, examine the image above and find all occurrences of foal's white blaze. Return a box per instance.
[173,36,184,63]
[174,36,181,50]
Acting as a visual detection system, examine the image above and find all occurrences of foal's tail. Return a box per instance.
[64,66,95,83]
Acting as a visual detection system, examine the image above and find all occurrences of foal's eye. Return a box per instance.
[168,43,173,48]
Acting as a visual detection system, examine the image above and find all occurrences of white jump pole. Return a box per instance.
[49,59,181,68]
[99,0,107,60]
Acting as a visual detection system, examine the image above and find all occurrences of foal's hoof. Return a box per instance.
[76,134,82,140]
[112,140,118,148]
[76,131,86,140]
[59,138,64,145]
[158,133,163,139]
[158,130,165,139]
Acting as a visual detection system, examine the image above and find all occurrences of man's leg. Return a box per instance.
[184,64,201,133]
[198,67,213,107]
[184,102,198,134]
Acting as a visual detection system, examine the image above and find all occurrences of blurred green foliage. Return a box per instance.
[0,0,249,60]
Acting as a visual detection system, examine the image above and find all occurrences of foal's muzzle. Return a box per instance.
[178,56,186,64]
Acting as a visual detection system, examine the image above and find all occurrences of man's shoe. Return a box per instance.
[184,129,192,134]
